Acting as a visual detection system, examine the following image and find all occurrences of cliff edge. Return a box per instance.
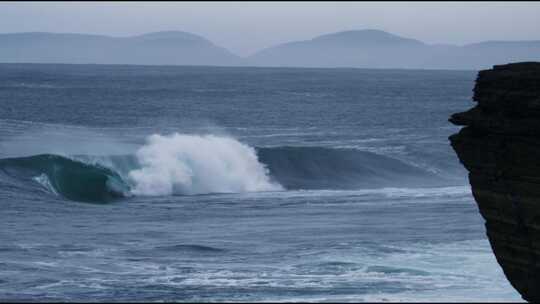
[449,62,540,301]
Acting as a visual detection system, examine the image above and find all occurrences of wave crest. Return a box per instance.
[128,133,283,196]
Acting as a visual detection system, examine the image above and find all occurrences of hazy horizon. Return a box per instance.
[1,1,540,56]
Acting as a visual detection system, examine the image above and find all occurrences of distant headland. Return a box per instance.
[1,29,539,69]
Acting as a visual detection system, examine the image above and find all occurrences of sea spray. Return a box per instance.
[128,133,283,196]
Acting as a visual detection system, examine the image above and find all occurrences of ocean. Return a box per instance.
[0,63,521,301]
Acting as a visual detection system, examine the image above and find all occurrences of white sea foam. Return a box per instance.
[32,173,59,196]
[128,133,283,196]
[232,186,472,201]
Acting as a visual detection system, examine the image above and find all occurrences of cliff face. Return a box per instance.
[449,62,540,302]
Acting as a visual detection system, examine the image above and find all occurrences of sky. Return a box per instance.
[1,1,540,56]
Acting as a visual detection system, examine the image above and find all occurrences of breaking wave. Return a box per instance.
[127,133,282,196]
[0,133,452,202]
[0,154,128,203]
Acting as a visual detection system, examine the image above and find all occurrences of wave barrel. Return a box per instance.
[0,154,128,203]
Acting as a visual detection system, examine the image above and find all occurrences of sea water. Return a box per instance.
[0,64,521,301]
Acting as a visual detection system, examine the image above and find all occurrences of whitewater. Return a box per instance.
[0,64,521,301]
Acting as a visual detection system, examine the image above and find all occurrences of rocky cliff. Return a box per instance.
[449,62,540,301]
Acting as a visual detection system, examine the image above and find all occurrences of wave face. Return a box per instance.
[257,146,448,190]
[0,133,451,202]
[0,154,129,203]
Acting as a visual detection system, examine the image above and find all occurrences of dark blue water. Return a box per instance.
[0,64,520,301]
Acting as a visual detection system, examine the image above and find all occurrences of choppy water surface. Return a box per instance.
[0,64,521,301]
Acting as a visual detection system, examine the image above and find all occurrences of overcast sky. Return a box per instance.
[1,1,540,56]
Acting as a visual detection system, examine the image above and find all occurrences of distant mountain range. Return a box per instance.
[1,29,539,70]
[0,31,241,66]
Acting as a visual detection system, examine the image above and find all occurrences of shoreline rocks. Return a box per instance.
[449,62,540,302]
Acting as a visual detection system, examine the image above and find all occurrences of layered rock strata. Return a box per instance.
[449,62,540,302]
